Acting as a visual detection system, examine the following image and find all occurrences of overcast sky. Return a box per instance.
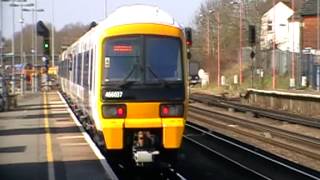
[1,0,204,39]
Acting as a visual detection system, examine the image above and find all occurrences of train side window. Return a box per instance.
[68,57,71,80]
[64,61,67,78]
[77,53,82,85]
[83,51,89,88]
[66,59,69,79]
[73,55,77,83]
[89,49,93,90]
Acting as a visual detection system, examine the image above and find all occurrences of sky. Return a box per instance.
[1,0,204,39]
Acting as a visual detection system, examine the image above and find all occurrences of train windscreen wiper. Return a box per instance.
[118,64,140,89]
[146,66,169,87]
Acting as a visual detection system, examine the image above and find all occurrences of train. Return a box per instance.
[57,4,191,167]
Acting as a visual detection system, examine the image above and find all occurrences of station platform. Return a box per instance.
[0,91,117,180]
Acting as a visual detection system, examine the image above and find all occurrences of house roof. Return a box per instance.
[288,12,302,21]
[300,0,320,16]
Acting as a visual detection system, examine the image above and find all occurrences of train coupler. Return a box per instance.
[132,130,160,166]
[133,150,159,166]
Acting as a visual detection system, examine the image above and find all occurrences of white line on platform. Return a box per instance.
[49,111,69,114]
[57,91,119,180]
[61,143,88,146]
[57,135,84,140]
[49,101,64,104]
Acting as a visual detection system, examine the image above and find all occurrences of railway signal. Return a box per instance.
[248,25,256,46]
[37,21,50,56]
[43,38,50,56]
[185,27,192,59]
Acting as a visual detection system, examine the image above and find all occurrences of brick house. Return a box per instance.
[300,0,320,54]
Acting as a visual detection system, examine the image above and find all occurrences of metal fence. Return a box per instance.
[242,48,320,90]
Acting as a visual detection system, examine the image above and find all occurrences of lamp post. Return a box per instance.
[22,7,43,93]
[22,7,44,67]
[200,8,221,88]
[0,0,11,73]
[200,9,218,87]
[317,0,319,51]
[104,0,107,18]
[51,0,55,67]
[211,11,221,88]
[10,1,33,95]
[290,0,295,87]
[231,0,244,85]
[9,0,27,94]
[214,12,221,88]
[272,0,276,89]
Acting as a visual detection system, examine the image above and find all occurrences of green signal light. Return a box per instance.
[44,43,49,48]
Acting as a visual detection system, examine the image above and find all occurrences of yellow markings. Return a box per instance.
[43,92,53,162]
[126,102,160,118]
[43,92,55,180]
[105,23,183,38]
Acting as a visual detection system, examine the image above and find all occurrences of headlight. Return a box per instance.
[160,104,184,117]
[102,104,126,118]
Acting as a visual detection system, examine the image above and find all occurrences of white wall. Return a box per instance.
[260,2,300,53]
[287,21,300,53]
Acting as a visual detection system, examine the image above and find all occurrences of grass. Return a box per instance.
[192,63,303,95]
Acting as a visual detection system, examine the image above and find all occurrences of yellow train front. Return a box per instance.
[58,5,189,166]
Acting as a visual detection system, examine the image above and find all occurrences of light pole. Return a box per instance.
[22,7,43,93]
[317,0,319,51]
[231,0,244,85]
[211,10,221,88]
[7,0,28,94]
[272,0,276,89]
[216,12,221,88]
[10,1,33,95]
[51,0,54,67]
[290,0,295,87]
[22,7,44,67]
[104,0,107,18]
[0,0,11,73]
[6,0,28,94]
[200,8,221,88]
[199,13,211,84]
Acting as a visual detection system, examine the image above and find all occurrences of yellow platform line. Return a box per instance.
[43,92,55,180]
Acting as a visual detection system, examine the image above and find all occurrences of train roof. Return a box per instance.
[99,4,182,29]
[63,4,183,53]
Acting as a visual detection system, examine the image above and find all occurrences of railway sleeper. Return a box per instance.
[245,111,258,118]
[79,115,88,123]
[93,130,105,147]
[74,109,82,117]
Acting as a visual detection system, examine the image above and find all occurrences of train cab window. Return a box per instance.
[145,37,182,82]
[103,36,142,83]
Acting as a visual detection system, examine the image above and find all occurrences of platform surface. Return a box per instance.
[0,91,116,180]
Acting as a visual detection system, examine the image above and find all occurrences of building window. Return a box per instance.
[267,20,272,31]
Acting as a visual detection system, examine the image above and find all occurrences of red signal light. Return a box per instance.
[160,104,184,117]
[161,106,170,116]
[117,107,125,117]
[102,104,126,118]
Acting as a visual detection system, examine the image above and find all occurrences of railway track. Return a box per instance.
[190,93,320,128]
[189,104,320,161]
[184,122,320,180]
